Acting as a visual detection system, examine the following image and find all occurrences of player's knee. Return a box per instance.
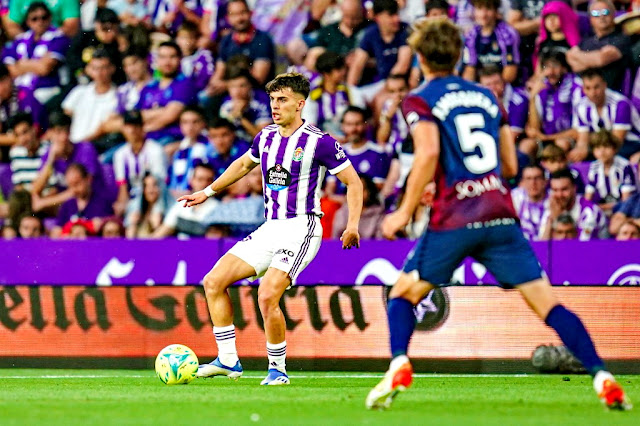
[389,272,434,305]
[202,271,229,297]
[257,287,281,317]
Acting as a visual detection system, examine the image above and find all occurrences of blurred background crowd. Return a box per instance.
[0,0,639,241]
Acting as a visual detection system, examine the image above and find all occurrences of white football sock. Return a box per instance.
[213,325,239,367]
[390,355,410,372]
[593,370,615,393]
[267,341,287,373]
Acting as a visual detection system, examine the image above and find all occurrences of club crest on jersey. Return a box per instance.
[266,164,292,191]
[334,141,346,160]
[292,147,304,162]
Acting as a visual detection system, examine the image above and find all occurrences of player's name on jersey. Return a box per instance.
[455,175,508,200]
[432,90,499,120]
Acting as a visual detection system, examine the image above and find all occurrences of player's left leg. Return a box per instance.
[257,267,292,385]
[518,279,632,411]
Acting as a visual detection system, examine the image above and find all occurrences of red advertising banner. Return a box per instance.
[1,286,638,359]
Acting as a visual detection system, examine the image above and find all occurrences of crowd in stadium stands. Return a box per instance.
[1,0,640,241]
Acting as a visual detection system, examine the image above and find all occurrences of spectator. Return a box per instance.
[375,74,409,147]
[287,0,367,70]
[616,219,640,240]
[31,111,104,213]
[62,218,92,238]
[512,164,547,240]
[609,192,640,236]
[3,3,71,126]
[17,213,43,238]
[550,212,578,240]
[50,163,114,238]
[67,8,125,86]
[585,130,637,213]
[347,0,411,100]
[94,47,153,141]
[571,68,640,162]
[332,174,385,240]
[205,117,250,177]
[0,63,43,147]
[526,49,581,154]
[8,113,47,192]
[6,0,80,39]
[478,65,529,142]
[326,106,390,198]
[113,110,167,216]
[137,41,197,145]
[461,0,520,84]
[62,50,118,148]
[176,21,215,92]
[149,0,204,35]
[539,168,608,240]
[566,0,632,94]
[125,172,172,238]
[107,0,148,27]
[219,67,271,142]
[205,0,275,95]
[168,106,208,198]
[538,144,586,194]
[302,52,365,139]
[153,163,219,238]
[251,0,310,47]
[99,216,125,238]
[533,1,580,70]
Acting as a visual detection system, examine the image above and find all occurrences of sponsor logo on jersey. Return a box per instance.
[455,175,507,200]
[334,141,346,160]
[266,164,292,191]
[292,147,304,162]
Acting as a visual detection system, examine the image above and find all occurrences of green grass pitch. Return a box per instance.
[1,370,638,425]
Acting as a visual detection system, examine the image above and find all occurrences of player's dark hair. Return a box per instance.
[9,112,34,130]
[341,105,367,123]
[315,52,345,74]
[180,105,206,121]
[66,163,90,179]
[549,168,576,185]
[373,0,399,15]
[580,68,605,82]
[590,128,621,150]
[408,18,461,73]
[208,117,236,131]
[25,2,51,24]
[539,48,568,70]
[425,0,450,14]
[265,72,311,99]
[158,41,182,58]
[477,64,502,80]
[470,0,500,10]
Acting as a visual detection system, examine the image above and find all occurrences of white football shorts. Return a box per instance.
[227,215,322,285]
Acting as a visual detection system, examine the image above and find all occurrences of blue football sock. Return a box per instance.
[388,297,416,358]
[545,304,605,376]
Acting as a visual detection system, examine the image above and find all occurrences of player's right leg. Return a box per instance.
[197,253,257,380]
[518,279,632,411]
[366,271,435,410]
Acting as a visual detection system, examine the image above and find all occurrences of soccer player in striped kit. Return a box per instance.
[178,72,363,385]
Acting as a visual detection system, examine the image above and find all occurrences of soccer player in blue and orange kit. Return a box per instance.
[366,18,631,411]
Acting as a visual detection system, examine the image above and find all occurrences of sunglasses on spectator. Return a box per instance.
[28,14,50,22]
[590,8,611,17]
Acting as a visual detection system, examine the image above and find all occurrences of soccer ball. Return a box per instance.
[155,344,199,385]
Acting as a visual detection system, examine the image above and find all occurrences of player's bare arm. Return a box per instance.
[178,152,259,207]
[499,125,518,179]
[335,165,363,249]
[382,121,440,240]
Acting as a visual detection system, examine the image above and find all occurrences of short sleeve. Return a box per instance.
[358,29,375,56]
[508,98,528,132]
[47,34,71,61]
[61,86,82,112]
[402,94,434,130]
[613,100,632,130]
[248,132,262,163]
[315,134,351,175]
[621,165,637,194]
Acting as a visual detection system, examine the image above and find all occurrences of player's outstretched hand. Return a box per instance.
[177,191,208,208]
[381,210,411,240]
[340,226,360,250]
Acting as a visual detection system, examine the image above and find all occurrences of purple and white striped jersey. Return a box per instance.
[534,73,582,135]
[511,187,546,241]
[181,49,215,92]
[502,83,528,133]
[539,195,609,240]
[381,98,409,147]
[249,122,352,220]
[585,156,637,203]
[116,81,145,114]
[573,89,640,144]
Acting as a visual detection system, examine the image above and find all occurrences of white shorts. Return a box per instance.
[227,215,323,285]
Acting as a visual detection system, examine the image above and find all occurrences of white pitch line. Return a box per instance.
[0,373,533,379]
